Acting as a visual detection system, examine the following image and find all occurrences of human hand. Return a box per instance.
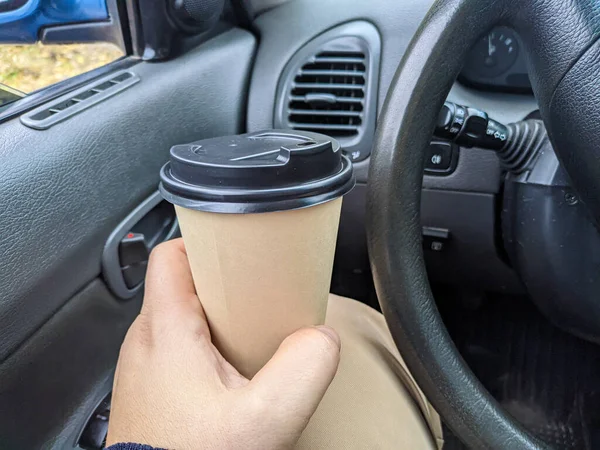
[106,239,341,450]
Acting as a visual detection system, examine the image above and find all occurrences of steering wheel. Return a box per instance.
[367,0,600,448]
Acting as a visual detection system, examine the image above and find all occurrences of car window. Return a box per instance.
[0,42,123,94]
[0,42,124,107]
[0,1,128,111]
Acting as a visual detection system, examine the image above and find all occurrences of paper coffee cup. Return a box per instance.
[159,130,354,377]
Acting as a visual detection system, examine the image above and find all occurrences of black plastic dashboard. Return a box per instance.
[247,0,539,298]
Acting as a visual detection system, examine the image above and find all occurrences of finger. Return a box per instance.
[249,326,341,427]
[142,238,206,322]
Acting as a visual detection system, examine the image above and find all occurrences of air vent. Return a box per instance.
[289,50,366,138]
[275,22,380,162]
[21,70,139,130]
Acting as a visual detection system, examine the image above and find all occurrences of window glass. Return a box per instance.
[0,42,124,109]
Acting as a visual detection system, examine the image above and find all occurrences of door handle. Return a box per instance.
[102,191,179,299]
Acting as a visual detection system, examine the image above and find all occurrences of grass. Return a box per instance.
[0,42,124,94]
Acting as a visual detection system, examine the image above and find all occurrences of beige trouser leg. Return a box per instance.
[296,295,444,449]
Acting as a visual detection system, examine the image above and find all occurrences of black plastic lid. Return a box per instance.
[159,130,355,213]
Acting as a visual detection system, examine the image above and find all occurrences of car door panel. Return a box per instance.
[0,280,139,450]
[0,27,256,449]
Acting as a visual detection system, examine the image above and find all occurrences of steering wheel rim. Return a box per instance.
[367,0,600,448]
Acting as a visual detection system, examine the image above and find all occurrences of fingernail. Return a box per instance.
[316,325,341,348]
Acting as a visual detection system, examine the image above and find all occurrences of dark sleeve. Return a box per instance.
[105,444,165,450]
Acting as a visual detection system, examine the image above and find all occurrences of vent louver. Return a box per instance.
[275,22,380,162]
[21,70,139,130]
[288,50,366,138]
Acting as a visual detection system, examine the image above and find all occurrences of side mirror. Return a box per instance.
[0,0,123,48]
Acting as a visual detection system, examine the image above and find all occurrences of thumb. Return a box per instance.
[249,326,341,431]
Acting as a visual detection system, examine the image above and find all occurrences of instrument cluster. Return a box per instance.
[459,27,532,94]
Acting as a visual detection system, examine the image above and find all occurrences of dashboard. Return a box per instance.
[247,0,538,298]
[460,26,532,94]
